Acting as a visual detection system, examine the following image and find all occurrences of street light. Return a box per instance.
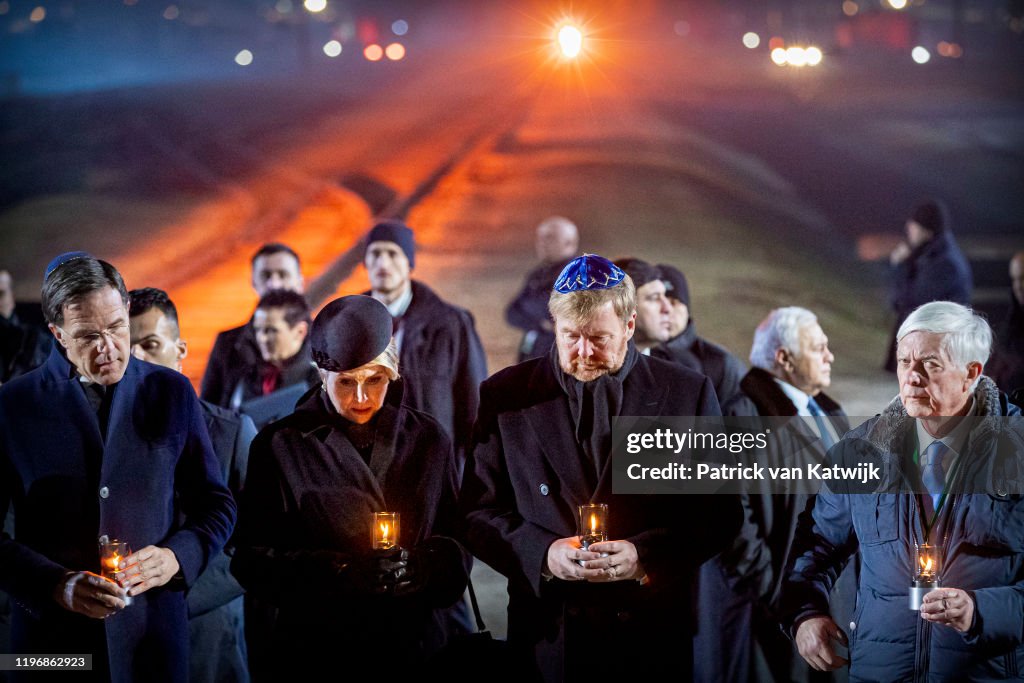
[557,24,583,59]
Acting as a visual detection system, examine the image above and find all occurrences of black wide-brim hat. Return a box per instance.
[310,295,393,373]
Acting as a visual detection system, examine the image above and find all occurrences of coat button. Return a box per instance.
[539,484,549,496]
[995,486,1008,497]
[98,534,109,544]
[849,621,856,631]
[99,486,109,499]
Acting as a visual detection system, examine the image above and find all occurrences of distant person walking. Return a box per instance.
[988,251,1024,394]
[886,199,972,371]
[505,216,579,361]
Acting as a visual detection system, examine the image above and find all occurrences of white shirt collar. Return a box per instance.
[915,396,975,460]
[382,284,413,319]
[773,378,811,415]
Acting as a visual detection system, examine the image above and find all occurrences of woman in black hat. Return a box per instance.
[231,295,468,677]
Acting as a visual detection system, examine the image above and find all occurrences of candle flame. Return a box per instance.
[590,514,597,533]
[919,556,933,572]
[380,522,389,540]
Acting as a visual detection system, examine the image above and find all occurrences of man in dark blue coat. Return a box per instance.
[886,199,972,372]
[0,254,236,683]
[462,254,741,682]
[782,302,1024,681]
[129,287,254,683]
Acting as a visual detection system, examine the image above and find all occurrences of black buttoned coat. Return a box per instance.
[461,354,741,682]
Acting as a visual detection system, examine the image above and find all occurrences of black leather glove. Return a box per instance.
[344,547,410,596]
[394,537,468,607]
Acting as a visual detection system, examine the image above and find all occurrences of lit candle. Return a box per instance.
[910,542,941,610]
[371,512,400,550]
[98,539,133,605]
[578,503,608,551]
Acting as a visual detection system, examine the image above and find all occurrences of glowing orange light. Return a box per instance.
[384,42,405,61]
[557,24,583,59]
[363,44,383,62]
[590,514,598,534]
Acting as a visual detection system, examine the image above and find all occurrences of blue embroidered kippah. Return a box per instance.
[44,251,92,280]
[553,254,626,293]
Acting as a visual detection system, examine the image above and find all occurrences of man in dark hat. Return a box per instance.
[652,263,745,405]
[362,219,487,472]
[505,216,579,361]
[128,287,254,683]
[0,253,235,683]
[613,258,672,355]
[886,199,972,371]
[202,243,305,407]
[461,254,741,682]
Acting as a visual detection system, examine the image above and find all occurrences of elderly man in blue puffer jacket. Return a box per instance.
[781,301,1024,682]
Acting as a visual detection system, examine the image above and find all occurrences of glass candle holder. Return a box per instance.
[372,512,400,550]
[577,503,608,551]
[909,542,940,610]
[98,539,133,606]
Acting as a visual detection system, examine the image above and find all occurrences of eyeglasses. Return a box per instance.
[57,320,130,350]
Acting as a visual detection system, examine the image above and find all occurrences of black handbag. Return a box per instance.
[426,576,523,681]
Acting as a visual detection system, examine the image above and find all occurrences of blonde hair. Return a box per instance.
[547,275,636,327]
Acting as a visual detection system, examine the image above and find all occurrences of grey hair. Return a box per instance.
[749,306,818,371]
[896,301,991,369]
[41,257,128,326]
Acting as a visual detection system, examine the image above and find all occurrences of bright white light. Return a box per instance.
[557,24,583,59]
[912,46,930,63]
[385,42,405,60]
[888,0,908,8]
[742,32,760,49]
[392,19,408,36]
[786,46,807,66]
[323,40,342,57]
[303,0,326,13]
[806,46,823,65]
[235,49,253,66]
[770,47,788,65]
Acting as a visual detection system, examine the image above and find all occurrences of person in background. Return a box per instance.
[129,287,254,683]
[886,199,972,372]
[988,251,1024,395]
[505,216,579,361]
[652,263,745,405]
[202,243,305,407]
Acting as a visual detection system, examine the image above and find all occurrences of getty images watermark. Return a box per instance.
[611,416,1024,496]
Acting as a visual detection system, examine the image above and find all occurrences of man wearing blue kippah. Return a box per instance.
[462,254,742,682]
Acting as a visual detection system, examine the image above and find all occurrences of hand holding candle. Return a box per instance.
[118,546,180,597]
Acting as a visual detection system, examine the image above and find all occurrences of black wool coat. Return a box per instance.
[231,387,464,676]
[461,354,741,682]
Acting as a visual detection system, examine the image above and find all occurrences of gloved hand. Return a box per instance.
[394,537,468,607]
[343,547,410,596]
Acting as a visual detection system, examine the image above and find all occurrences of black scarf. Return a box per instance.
[550,340,640,478]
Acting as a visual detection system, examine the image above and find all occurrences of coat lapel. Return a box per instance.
[45,348,103,454]
[522,360,593,508]
[594,358,669,493]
